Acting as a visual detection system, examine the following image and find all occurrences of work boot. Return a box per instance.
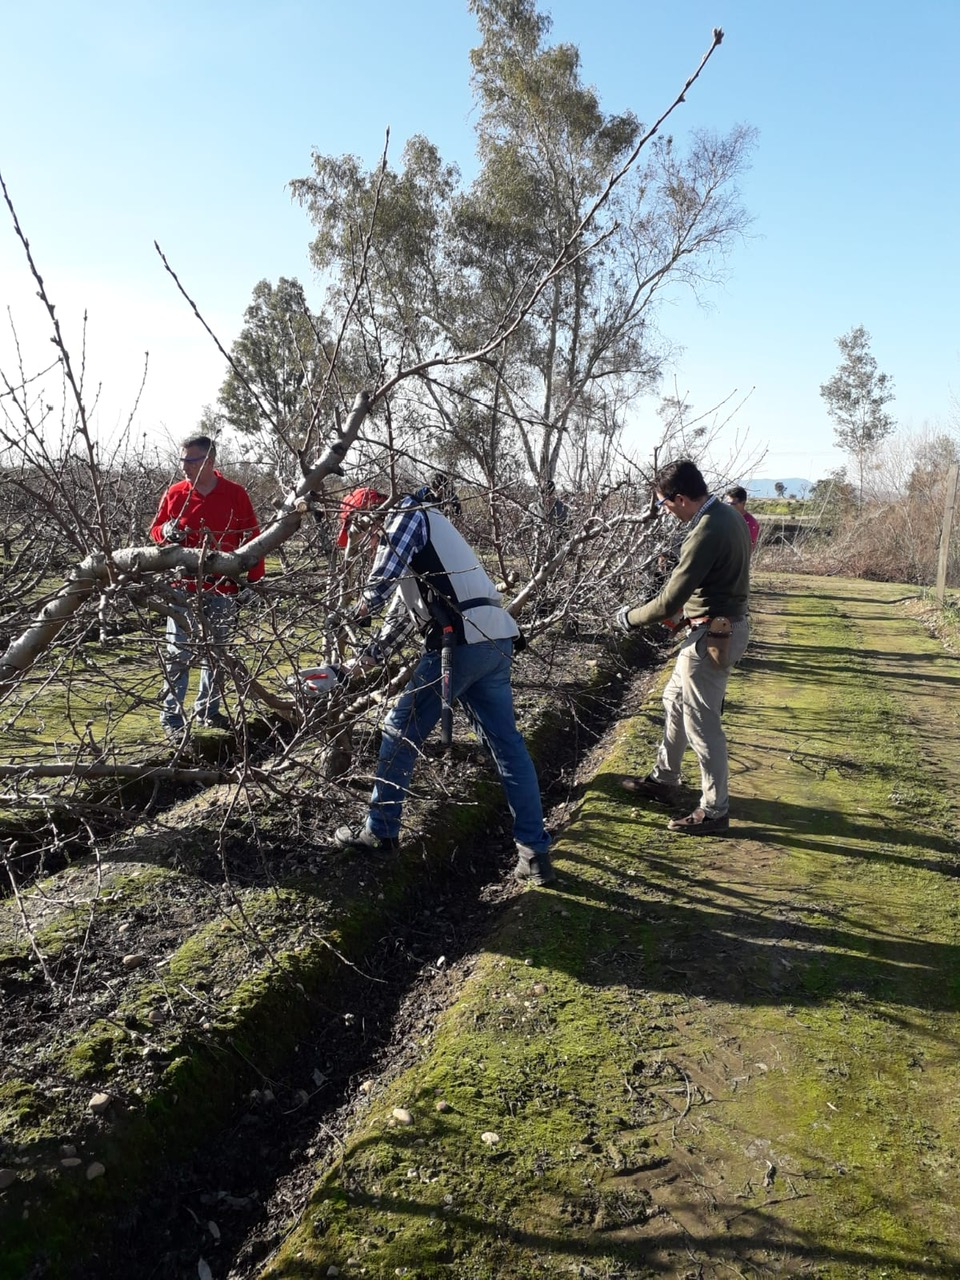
[620,773,681,804]
[197,711,232,731]
[513,848,557,887]
[667,808,729,836]
[333,825,400,855]
[161,719,186,744]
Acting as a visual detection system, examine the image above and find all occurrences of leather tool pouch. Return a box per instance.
[705,616,732,668]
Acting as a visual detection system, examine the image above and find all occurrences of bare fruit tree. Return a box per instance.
[0,22,743,906]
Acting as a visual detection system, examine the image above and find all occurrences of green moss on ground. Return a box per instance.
[263,575,960,1279]
[264,946,669,1278]
[0,1079,55,1140]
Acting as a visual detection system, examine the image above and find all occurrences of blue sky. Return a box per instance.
[2,0,958,486]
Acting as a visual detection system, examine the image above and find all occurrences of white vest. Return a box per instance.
[395,507,519,647]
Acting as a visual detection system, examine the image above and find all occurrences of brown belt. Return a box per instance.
[686,615,746,630]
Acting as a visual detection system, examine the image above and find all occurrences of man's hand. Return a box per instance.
[358,641,383,669]
[161,519,186,545]
[343,649,380,679]
[614,605,638,633]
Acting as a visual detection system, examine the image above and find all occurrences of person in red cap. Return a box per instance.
[331,484,555,887]
[335,487,388,549]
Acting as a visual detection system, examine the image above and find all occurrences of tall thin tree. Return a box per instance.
[820,325,896,506]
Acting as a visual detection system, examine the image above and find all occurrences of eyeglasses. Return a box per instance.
[180,455,210,466]
[656,495,670,508]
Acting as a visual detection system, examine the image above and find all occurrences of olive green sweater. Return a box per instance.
[627,497,751,627]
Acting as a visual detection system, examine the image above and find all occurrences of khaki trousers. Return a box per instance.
[650,617,750,817]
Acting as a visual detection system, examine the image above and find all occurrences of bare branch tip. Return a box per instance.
[713,27,724,43]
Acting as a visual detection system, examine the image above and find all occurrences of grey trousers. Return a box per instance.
[650,617,750,817]
[160,591,237,729]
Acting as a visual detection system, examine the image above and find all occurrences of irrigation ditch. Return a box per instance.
[0,626,659,1279]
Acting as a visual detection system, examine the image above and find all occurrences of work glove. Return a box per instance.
[236,586,260,607]
[614,605,639,633]
[361,641,384,665]
[343,649,380,679]
[161,520,186,545]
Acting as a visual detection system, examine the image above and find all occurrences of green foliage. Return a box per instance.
[289,0,755,502]
[906,431,959,502]
[752,497,800,515]
[217,277,334,480]
[806,466,855,522]
[820,325,896,504]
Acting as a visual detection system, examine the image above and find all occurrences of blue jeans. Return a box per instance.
[160,592,237,728]
[367,639,550,854]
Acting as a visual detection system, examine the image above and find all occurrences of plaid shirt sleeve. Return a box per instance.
[361,505,428,611]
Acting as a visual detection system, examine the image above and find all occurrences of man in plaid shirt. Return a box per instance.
[332,486,555,887]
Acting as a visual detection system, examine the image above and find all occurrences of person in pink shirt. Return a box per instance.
[725,486,759,549]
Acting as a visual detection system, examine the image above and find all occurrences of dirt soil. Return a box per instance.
[0,628,644,1279]
[2,574,959,1279]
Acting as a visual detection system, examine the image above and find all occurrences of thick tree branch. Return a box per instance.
[0,392,370,698]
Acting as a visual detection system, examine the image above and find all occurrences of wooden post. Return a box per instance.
[935,462,959,604]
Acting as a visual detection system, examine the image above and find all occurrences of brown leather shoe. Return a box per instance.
[667,808,729,835]
[619,774,680,804]
[513,850,557,887]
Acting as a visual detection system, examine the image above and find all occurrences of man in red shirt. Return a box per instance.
[150,435,264,737]
[724,486,760,549]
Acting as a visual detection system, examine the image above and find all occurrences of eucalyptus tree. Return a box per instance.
[217,276,340,483]
[291,0,754,539]
[819,325,896,506]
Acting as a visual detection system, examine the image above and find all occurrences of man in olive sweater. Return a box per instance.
[616,459,751,834]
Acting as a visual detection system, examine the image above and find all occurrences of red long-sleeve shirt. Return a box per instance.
[742,509,760,548]
[150,472,265,594]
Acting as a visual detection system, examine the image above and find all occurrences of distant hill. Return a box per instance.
[743,477,813,499]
